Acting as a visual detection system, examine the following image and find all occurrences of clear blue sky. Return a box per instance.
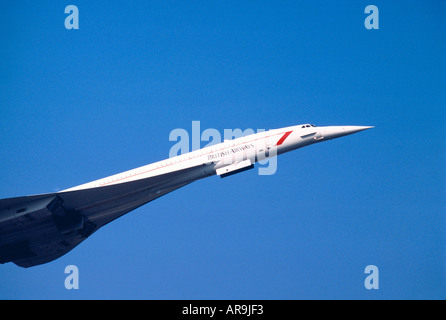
[1,1,445,299]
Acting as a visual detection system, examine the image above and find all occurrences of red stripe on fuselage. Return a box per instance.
[276,131,293,146]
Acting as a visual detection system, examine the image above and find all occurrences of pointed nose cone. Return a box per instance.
[341,126,374,135]
[322,125,374,140]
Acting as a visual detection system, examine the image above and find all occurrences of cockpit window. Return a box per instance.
[311,124,316,127]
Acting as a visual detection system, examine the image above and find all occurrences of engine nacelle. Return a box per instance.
[216,159,254,178]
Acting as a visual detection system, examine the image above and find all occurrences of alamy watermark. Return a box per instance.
[364,265,379,290]
[64,5,79,30]
[168,121,278,175]
[64,264,79,289]
[364,5,379,30]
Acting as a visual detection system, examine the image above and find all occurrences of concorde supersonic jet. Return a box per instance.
[0,124,372,267]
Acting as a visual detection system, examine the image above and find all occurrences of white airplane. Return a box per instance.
[0,124,372,267]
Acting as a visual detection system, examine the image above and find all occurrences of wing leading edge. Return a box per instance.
[0,164,209,268]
